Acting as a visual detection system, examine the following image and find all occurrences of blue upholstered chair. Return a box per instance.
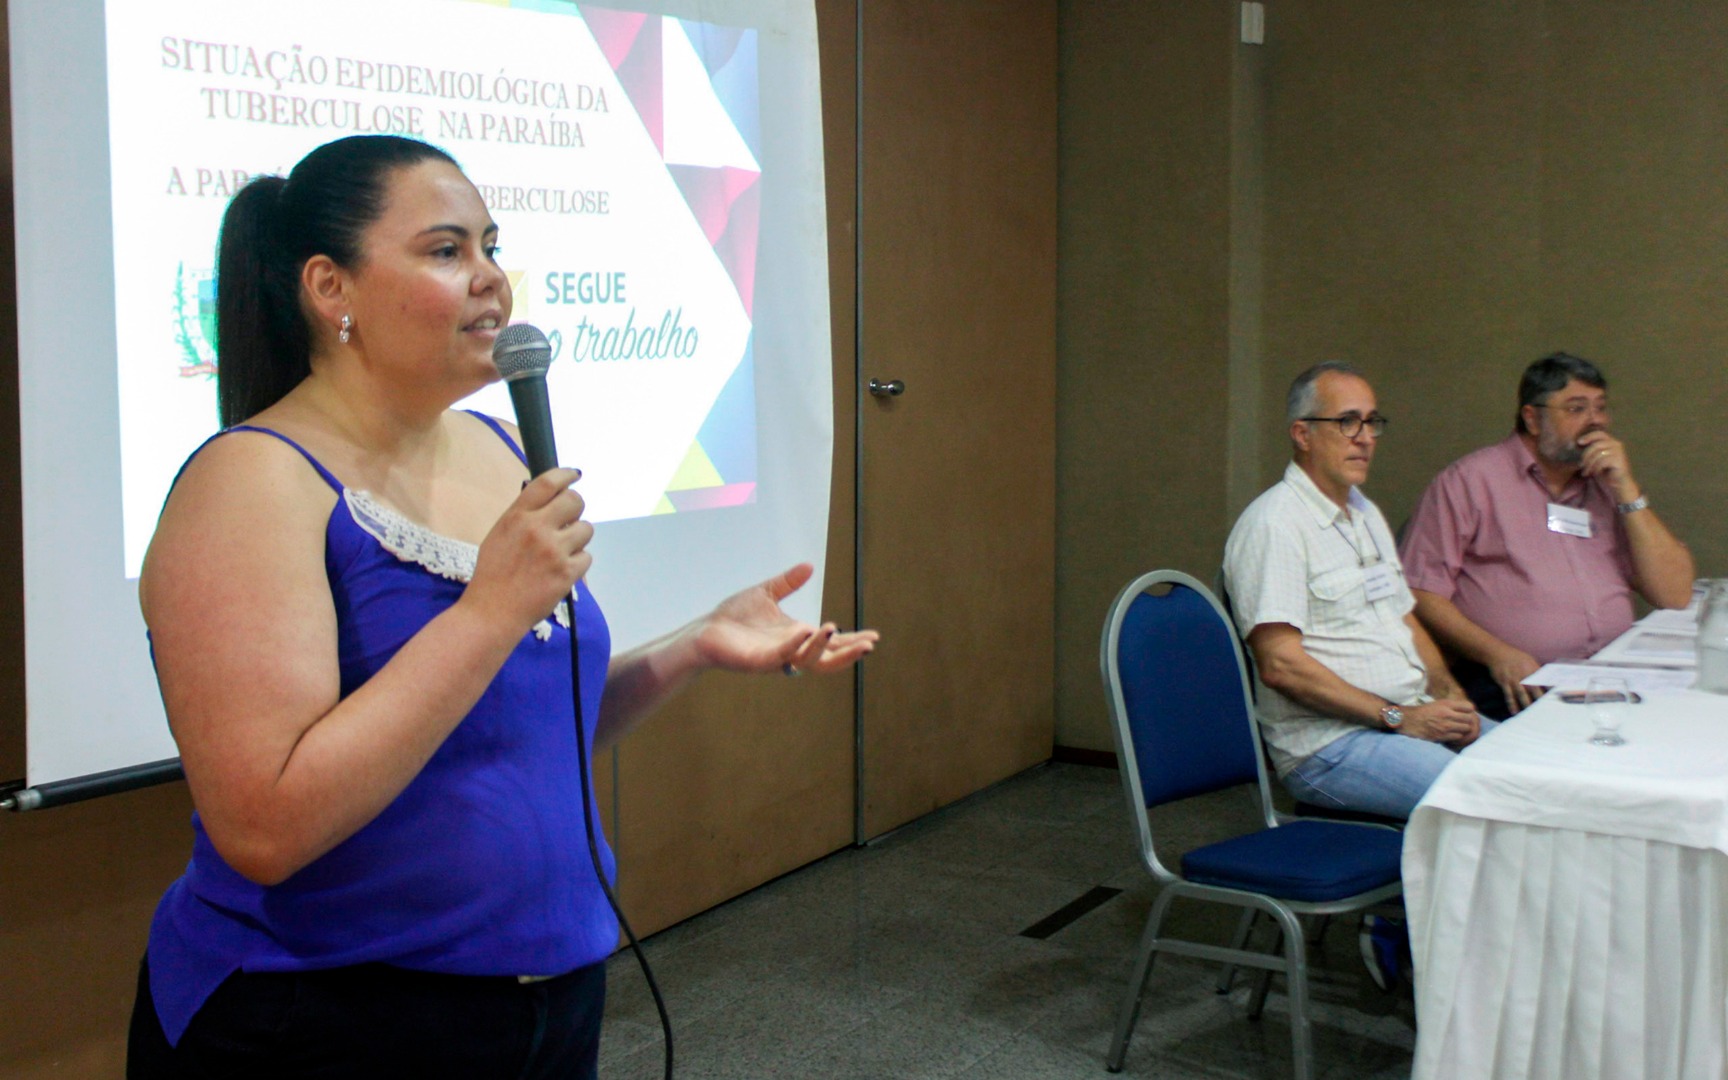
[1100,571,1403,1080]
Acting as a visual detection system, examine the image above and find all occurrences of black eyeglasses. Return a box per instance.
[1300,413,1389,438]
[1534,401,1611,420]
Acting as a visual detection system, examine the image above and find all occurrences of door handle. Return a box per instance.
[868,378,905,398]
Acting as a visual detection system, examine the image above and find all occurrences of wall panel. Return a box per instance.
[1054,0,1236,752]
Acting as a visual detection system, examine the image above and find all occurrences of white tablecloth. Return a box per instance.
[1405,691,1728,1080]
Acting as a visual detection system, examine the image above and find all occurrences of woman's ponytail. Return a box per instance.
[214,175,306,427]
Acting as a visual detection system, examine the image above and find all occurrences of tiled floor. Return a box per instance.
[599,763,1416,1079]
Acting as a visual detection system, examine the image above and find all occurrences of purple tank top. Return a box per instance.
[146,415,616,1045]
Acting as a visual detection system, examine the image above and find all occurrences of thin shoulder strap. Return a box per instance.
[159,425,344,514]
[465,410,529,468]
[195,425,346,493]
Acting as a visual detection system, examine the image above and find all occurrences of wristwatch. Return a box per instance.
[1379,704,1404,730]
[1616,495,1649,515]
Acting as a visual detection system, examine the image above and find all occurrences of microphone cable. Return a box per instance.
[561,592,675,1080]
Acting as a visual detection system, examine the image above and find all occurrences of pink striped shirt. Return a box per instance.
[1399,434,1636,663]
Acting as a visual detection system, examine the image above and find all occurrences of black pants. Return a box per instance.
[1451,657,1515,721]
[128,957,604,1080]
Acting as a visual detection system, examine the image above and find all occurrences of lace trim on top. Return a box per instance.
[343,489,570,641]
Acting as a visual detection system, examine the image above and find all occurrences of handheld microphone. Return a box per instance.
[491,323,559,477]
[492,324,674,1075]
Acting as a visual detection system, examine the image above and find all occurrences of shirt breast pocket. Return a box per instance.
[1306,565,1365,633]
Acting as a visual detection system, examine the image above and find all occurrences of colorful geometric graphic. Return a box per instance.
[581,5,761,513]
[662,334,757,512]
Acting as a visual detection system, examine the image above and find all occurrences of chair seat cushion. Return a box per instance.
[1179,819,1402,903]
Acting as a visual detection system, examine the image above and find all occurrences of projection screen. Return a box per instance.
[10,0,831,792]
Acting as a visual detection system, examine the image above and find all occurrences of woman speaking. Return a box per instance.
[127,134,875,1078]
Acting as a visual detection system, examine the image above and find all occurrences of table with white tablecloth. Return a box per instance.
[1404,689,1728,1080]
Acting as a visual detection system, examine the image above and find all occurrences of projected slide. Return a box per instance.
[14,0,830,788]
[106,0,765,576]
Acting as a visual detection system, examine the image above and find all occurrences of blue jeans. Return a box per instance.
[1283,721,1499,820]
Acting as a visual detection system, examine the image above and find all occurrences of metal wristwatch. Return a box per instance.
[1379,704,1404,730]
[1616,495,1649,515]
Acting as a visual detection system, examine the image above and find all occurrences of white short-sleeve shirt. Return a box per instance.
[1222,462,1429,776]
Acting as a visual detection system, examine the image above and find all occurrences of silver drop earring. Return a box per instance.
[339,314,353,344]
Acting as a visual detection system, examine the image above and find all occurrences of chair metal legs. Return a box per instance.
[1269,905,1315,1080]
[1108,893,1315,1080]
[1215,908,1258,994]
[1106,886,1179,1072]
[1246,925,1279,1020]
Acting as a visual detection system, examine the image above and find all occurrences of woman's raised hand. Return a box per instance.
[693,563,879,675]
[463,468,592,633]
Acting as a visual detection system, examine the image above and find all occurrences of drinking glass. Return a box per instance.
[1586,675,1630,747]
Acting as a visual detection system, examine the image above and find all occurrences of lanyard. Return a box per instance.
[1331,515,1384,568]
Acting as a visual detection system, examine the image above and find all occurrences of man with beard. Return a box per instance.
[1399,353,1695,718]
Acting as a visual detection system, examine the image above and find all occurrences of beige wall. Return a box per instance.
[1259,0,1728,560]
[1055,0,1239,752]
[1055,0,1728,752]
[1258,0,1545,526]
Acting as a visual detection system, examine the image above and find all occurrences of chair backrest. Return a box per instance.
[1101,571,1277,875]
[1211,568,1260,703]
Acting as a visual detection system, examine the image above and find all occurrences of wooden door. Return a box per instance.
[857,0,1057,838]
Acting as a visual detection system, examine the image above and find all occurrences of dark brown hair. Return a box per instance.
[1515,352,1607,434]
[214,135,458,426]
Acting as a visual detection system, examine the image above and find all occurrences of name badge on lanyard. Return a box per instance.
[1363,562,1399,603]
[1547,502,1593,539]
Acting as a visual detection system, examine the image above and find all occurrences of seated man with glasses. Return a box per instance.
[1398,352,1695,719]
[1223,362,1489,821]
